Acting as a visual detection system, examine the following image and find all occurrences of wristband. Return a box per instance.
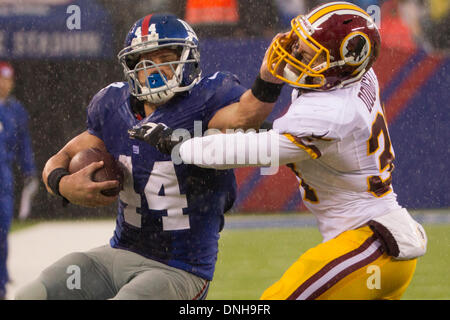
[251,75,284,103]
[47,168,70,197]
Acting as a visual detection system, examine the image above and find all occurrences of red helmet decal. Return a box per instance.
[141,14,153,36]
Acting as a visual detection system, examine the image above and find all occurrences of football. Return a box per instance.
[68,147,124,196]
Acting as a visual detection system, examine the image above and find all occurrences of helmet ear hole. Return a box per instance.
[125,54,139,69]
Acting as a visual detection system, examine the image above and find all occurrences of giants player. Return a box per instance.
[16,14,283,299]
[135,2,428,299]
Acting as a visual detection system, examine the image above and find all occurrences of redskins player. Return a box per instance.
[134,2,428,300]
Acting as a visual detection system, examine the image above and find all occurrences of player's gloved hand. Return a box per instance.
[128,122,180,155]
[258,121,273,131]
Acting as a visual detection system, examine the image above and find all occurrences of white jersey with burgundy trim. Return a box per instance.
[273,68,402,241]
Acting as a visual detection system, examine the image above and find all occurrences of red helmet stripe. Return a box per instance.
[141,14,153,36]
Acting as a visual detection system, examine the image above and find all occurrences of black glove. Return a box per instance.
[128,122,180,155]
[259,121,273,131]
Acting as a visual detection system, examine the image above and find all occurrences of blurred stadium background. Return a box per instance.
[2,0,449,299]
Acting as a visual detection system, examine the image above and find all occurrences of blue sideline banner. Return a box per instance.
[0,0,113,59]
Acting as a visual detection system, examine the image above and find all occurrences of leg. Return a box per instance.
[261,226,417,300]
[16,250,116,300]
[0,195,14,298]
[113,269,182,300]
[110,250,209,300]
[318,255,416,300]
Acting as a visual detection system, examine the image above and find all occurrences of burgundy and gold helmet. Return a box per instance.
[267,1,381,91]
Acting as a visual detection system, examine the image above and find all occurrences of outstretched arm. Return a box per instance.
[128,123,313,171]
[178,130,313,170]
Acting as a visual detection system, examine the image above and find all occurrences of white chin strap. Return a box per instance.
[282,59,369,90]
[283,66,324,87]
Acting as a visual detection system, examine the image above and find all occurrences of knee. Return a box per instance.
[41,252,93,279]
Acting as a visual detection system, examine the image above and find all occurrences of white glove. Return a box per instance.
[18,176,39,220]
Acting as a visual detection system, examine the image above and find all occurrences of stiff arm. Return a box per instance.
[178,130,315,170]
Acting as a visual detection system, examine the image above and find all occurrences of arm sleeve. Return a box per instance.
[201,72,247,128]
[272,94,350,158]
[86,91,106,140]
[178,129,314,170]
[86,84,121,140]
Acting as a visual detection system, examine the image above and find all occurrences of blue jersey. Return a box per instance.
[87,72,246,280]
[0,98,36,196]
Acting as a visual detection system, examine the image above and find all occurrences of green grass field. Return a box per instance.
[208,224,450,300]
[10,216,450,300]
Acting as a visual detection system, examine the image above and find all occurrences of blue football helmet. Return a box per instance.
[118,14,201,104]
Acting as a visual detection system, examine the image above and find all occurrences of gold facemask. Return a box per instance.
[267,15,330,89]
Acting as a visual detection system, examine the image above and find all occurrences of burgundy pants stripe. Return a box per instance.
[288,235,384,300]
